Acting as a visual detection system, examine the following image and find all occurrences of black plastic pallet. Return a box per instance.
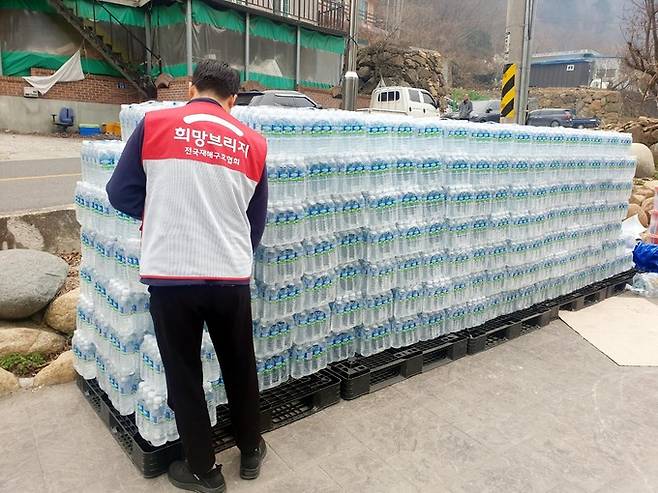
[553,271,634,312]
[467,318,522,354]
[330,331,468,400]
[77,369,340,478]
[605,270,634,298]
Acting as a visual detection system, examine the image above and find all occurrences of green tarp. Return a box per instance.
[1,50,120,77]
[193,1,244,32]
[152,62,333,90]
[0,0,145,27]
[151,1,243,32]
[300,28,345,54]
[249,15,295,44]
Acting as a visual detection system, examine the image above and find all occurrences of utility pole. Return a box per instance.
[342,0,360,111]
[501,0,536,125]
[185,0,193,77]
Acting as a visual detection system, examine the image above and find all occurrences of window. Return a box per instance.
[378,91,388,102]
[292,97,316,108]
[421,91,437,108]
[566,64,575,72]
[274,95,299,107]
[390,91,400,102]
[409,90,421,103]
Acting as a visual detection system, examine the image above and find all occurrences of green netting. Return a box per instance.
[249,15,295,44]
[0,0,144,26]
[300,29,345,54]
[1,50,120,77]
[152,1,243,32]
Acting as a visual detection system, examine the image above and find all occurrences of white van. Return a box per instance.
[362,86,441,118]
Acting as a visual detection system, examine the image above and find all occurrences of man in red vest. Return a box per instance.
[107,60,268,493]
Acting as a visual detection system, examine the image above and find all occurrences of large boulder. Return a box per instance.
[0,327,66,358]
[0,250,68,320]
[651,143,658,166]
[33,350,75,387]
[0,367,20,396]
[632,143,657,178]
[44,288,79,335]
[630,193,644,205]
[627,204,649,227]
[642,197,655,215]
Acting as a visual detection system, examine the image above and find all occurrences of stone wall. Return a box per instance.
[529,87,622,126]
[356,42,447,101]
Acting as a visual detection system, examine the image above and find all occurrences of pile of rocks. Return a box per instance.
[628,178,658,227]
[355,42,447,101]
[617,117,658,154]
[0,249,79,396]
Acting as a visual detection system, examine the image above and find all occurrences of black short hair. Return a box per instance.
[191,60,240,99]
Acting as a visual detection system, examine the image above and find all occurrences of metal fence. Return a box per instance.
[221,0,351,33]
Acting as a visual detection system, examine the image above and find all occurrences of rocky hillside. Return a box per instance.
[356,42,447,102]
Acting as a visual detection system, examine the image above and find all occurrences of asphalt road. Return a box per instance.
[0,157,80,214]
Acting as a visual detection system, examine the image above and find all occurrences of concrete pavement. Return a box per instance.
[0,158,80,214]
[1,320,657,493]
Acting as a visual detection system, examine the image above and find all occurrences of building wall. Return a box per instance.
[530,62,591,88]
[0,69,140,105]
[0,96,123,133]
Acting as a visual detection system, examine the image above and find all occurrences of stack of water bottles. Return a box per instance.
[72,101,635,447]
[73,137,228,447]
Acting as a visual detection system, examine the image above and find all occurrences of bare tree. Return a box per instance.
[624,0,658,99]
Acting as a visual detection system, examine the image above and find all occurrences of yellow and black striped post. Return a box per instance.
[501,63,517,121]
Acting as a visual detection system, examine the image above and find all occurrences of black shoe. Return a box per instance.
[167,461,226,493]
[240,438,267,480]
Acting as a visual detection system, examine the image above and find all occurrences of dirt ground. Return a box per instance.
[0,132,83,161]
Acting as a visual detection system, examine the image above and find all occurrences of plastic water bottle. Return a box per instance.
[201,330,221,383]
[355,322,392,356]
[290,341,328,378]
[325,329,356,364]
[293,306,331,344]
[253,317,294,357]
[72,331,97,379]
[139,335,167,392]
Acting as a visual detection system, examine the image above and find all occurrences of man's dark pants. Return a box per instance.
[149,284,261,474]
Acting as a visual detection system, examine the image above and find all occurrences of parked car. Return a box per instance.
[526,108,574,127]
[469,99,501,123]
[571,114,601,129]
[236,90,321,108]
[361,86,441,118]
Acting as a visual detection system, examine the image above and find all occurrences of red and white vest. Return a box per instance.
[140,101,267,282]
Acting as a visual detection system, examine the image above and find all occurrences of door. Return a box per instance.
[408,89,425,117]
[420,91,440,117]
